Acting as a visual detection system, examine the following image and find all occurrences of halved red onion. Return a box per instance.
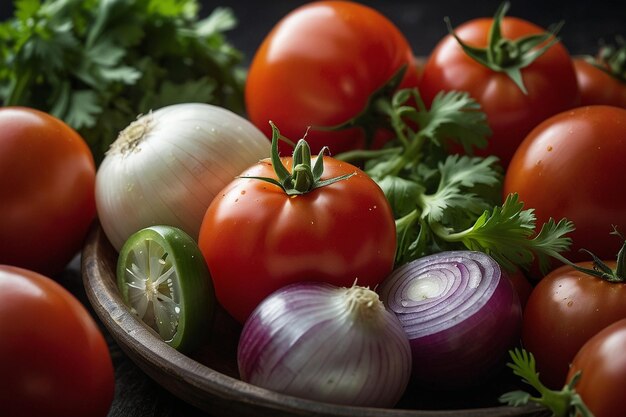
[378,251,522,388]
[237,282,412,407]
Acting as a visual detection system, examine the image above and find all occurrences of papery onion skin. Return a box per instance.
[379,251,522,388]
[95,103,270,251]
[238,282,412,408]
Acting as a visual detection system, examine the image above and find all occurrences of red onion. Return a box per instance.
[237,282,412,407]
[378,251,522,388]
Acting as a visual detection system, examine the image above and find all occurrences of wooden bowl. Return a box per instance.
[81,222,549,417]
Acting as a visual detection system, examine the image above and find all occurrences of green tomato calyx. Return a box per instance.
[552,227,626,283]
[446,1,563,94]
[241,122,355,195]
[591,36,626,83]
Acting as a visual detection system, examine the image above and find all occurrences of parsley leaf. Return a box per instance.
[0,0,245,164]
[500,348,594,417]
[420,154,501,223]
[339,86,574,271]
[434,193,574,272]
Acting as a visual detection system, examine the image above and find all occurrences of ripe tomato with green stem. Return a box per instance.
[0,107,96,275]
[245,0,420,155]
[0,265,114,417]
[521,232,626,389]
[198,123,397,324]
[419,2,579,167]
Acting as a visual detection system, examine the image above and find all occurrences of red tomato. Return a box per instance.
[522,261,626,388]
[0,107,96,275]
[504,105,626,262]
[245,1,419,155]
[567,318,626,417]
[419,11,579,167]
[198,157,396,323]
[0,265,114,417]
[574,58,626,108]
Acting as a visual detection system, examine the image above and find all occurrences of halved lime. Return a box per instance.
[116,225,214,352]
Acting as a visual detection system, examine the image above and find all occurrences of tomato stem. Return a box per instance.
[444,1,563,94]
[550,226,626,282]
[240,122,355,195]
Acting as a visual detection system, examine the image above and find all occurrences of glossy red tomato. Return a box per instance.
[522,261,626,388]
[245,1,419,155]
[574,58,626,108]
[198,155,397,323]
[567,318,626,417]
[419,10,579,167]
[504,105,626,262]
[0,107,96,275]
[0,265,114,417]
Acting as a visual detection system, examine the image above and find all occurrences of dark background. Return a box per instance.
[1,1,624,417]
[208,0,624,61]
[1,0,624,60]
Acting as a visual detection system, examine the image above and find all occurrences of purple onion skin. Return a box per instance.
[378,251,522,389]
[237,282,412,407]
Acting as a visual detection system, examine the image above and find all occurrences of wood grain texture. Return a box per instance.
[81,222,550,417]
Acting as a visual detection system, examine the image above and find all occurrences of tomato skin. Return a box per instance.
[504,105,626,263]
[574,58,626,108]
[419,16,579,167]
[198,157,396,324]
[245,1,419,155]
[521,261,626,389]
[0,265,114,417]
[0,107,96,275]
[567,318,626,417]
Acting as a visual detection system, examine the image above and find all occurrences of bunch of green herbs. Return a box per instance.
[338,87,574,272]
[0,0,245,163]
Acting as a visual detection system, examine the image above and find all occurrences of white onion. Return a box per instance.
[95,103,270,250]
[238,282,412,408]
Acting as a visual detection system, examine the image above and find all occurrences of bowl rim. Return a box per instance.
[81,221,547,417]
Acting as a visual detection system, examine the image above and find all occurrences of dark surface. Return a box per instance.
[3,1,624,417]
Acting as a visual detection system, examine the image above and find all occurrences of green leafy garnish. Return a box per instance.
[500,348,594,417]
[337,85,573,270]
[0,0,245,163]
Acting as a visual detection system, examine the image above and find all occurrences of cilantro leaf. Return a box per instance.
[0,0,245,164]
[434,193,574,272]
[417,90,492,152]
[500,348,594,417]
[420,154,501,223]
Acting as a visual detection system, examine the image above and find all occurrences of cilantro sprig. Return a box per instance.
[337,87,573,271]
[500,348,594,417]
[0,0,245,163]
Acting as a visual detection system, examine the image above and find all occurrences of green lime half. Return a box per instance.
[116,225,214,352]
